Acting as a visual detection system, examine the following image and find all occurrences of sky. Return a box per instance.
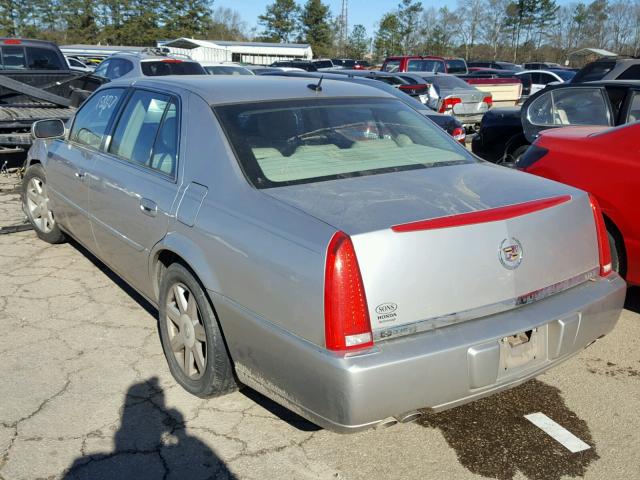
[213,0,575,38]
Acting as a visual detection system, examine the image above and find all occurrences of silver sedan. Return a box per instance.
[22,76,626,433]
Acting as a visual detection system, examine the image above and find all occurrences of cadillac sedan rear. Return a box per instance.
[210,84,625,432]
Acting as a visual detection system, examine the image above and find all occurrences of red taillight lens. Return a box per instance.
[452,126,466,144]
[3,39,21,45]
[162,59,183,63]
[324,231,373,351]
[482,95,493,108]
[588,194,613,277]
[439,97,462,113]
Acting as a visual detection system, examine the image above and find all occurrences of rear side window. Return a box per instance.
[617,64,640,80]
[141,61,205,76]
[573,61,615,82]
[445,59,467,74]
[215,98,471,188]
[627,93,640,122]
[106,58,133,80]
[109,90,179,176]
[26,47,64,70]
[527,88,611,126]
[70,88,125,149]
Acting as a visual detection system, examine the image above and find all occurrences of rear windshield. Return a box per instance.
[445,59,467,74]
[0,45,65,70]
[429,75,471,89]
[407,59,446,73]
[205,66,252,75]
[573,61,614,83]
[141,61,205,76]
[551,69,576,81]
[313,60,333,69]
[215,98,470,188]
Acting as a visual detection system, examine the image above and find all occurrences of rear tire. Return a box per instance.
[21,164,65,244]
[158,263,237,398]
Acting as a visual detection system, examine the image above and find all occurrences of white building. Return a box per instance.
[159,38,313,65]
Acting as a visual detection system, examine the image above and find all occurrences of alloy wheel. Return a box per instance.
[26,177,54,233]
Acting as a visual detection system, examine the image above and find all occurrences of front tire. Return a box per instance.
[158,263,237,398]
[21,164,65,244]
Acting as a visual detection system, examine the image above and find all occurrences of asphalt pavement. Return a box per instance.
[1,171,638,480]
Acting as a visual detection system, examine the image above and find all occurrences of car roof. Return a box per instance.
[110,75,396,104]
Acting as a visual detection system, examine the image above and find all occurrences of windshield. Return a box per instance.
[215,98,470,188]
[205,66,252,75]
[407,59,446,73]
[141,61,206,76]
[313,60,333,69]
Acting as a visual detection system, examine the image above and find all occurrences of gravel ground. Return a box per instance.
[0,170,638,480]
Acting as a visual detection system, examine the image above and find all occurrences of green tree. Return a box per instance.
[300,0,332,56]
[259,0,300,43]
[396,0,423,54]
[374,13,401,59]
[63,0,99,43]
[162,0,213,39]
[346,24,369,59]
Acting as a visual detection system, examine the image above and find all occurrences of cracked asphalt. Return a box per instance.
[1,171,639,480]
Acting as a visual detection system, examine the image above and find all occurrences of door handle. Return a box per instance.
[139,198,157,217]
[74,171,85,179]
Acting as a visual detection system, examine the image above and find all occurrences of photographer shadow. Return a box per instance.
[63,377,235,480]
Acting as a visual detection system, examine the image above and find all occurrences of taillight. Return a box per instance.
[3,39,21,45]
[324,231,373,351]
[482,95,493,108]
[588,194,613,277]
[452,126,466,144]
[162,59,183,63]
[516,144,548,170]
[438,97,462,113]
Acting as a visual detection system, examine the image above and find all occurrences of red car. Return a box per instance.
[381,56,468,75]
[517,123,640,285]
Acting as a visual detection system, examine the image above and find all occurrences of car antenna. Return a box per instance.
[307,75,323,92]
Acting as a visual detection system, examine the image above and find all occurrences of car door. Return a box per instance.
[521,85,614,143]
[44,87,126,248]
[88,88,181,297]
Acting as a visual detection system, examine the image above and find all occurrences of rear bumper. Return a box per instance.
[213,274,626,433]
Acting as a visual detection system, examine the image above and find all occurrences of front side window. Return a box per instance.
[70,88,125,149]
[215,98,471,188]
[527,88,611,127]
[109,90,178,176]
[1,46,26,69]
[382,60,400,73]
[627,92,640,123]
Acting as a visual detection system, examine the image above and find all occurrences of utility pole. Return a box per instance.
[341,0,349,57]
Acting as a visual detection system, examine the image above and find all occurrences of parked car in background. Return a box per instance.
[23,75,625,433]
[201,63,253,76]
[460,71,523,107]
[468,61,523,71]
[402,73,492,131]
[573,57,640,83]
[472,80,640,164]
[66,56,94,72]
[247,66,305,75]
[93,49,206,81]
[517,122,640,285]
[270,60,317,72]
[515,69,576,97]
[443,57,468,75]
[312,59,339,70]
[329,69,432,105]
[331,58,370,70]
[264,70,466,143]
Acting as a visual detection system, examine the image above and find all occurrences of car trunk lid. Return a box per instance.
[263,163,599,337]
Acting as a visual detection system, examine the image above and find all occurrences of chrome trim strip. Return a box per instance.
[373,268,599,342]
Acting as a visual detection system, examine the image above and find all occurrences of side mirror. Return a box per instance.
[31,119,65,140]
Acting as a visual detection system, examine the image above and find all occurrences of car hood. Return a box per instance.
[262,162,577,235]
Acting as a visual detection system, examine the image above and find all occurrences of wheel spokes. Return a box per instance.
[194,324,206,342]
[192,345,205,372]
[170,334,184,352]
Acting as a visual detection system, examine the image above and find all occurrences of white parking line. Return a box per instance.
[524,412,591,453]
